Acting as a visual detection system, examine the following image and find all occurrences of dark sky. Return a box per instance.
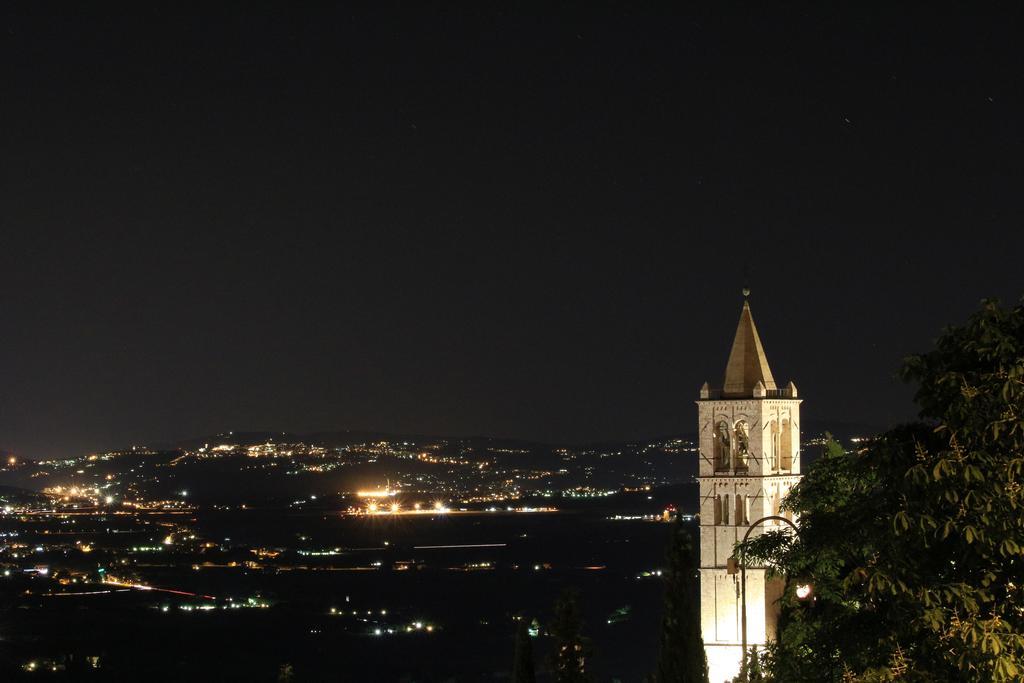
[2,4,1022,458]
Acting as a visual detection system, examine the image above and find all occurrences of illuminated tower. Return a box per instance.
[697,296,802,683]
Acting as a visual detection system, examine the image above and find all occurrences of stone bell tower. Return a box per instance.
[697,296,802,683]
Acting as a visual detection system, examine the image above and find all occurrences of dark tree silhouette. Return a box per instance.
[654,515,708,682]
[550,588,591,683]
[512,614,537,683]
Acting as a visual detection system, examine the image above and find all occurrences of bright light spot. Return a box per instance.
[796,584,813,600]
[180,490,188,497]
[367,502,378,513]
[413,503,421,511]
[390,502,400,514]
[374,628,382,636]
[104,496,114,504]
[7,456,15,465]
[163,535,174,545]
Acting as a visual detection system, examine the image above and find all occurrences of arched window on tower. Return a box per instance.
[714,421,731,471]
[735,494,747,526]
[722,494,730,525]
[713,495,722,525]
[780,419,793,470]
[734,421,749,470]
[768,420,780,472]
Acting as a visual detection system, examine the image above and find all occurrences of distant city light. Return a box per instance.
[357,489,396,498]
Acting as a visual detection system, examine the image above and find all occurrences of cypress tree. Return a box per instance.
[550,588,591,683]
[654,515,709,683]
[512,614,537,683]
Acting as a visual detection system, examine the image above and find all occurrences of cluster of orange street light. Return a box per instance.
[358,499,450,516]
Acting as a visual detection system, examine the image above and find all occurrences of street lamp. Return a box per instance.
[727,514,803,666]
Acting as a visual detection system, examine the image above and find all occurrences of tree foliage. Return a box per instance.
[550,588,591,683]
[512,614,537,683]
[731,647,765,683]
[654,515,708,683]
[744,298,1024,681]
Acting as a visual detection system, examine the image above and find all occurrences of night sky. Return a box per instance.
[3,5,1022,459]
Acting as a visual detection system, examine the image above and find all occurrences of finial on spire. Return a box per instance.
[742,286,751,298]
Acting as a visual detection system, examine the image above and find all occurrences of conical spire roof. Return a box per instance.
[722,300,776,397]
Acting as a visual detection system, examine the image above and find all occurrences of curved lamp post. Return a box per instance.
[728,515,801,664]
